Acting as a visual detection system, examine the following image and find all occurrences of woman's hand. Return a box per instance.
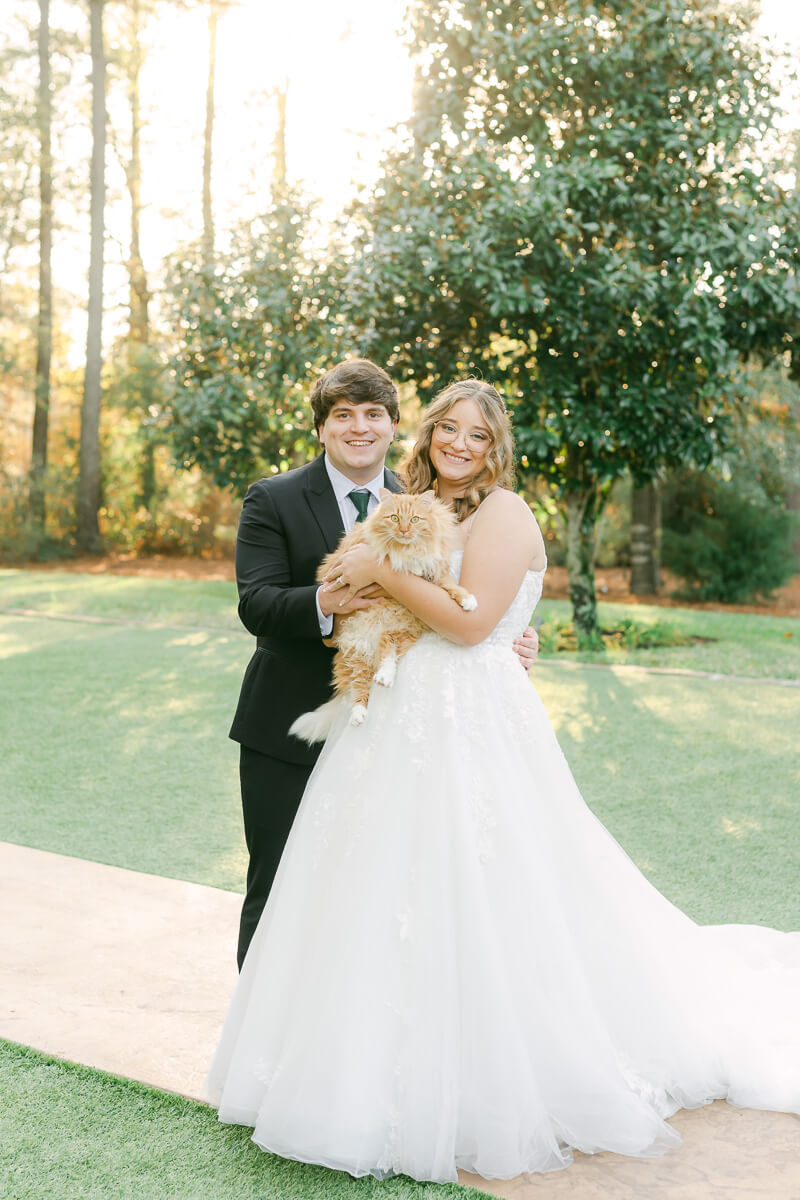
[321,544,385,607]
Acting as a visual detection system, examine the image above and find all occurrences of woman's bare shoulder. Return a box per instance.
[475,489,536,525]
[472,490,545,569]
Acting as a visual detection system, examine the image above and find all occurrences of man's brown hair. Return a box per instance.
[309,359,399,431]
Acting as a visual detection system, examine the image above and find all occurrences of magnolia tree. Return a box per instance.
[340,0,800,639]
[164,190,335,495]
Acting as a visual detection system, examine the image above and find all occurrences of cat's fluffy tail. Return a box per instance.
[289,696,346,745]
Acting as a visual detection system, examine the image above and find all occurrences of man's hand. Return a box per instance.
[318,582,384,617]
[321,544,383,607]
[513,625,539,672]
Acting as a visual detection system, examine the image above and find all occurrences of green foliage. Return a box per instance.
[594,476,634,569]
[104,343,168,505]
[0,467,78,564]
[0,474,48,563]
[662,470,794,603]
[163,189,334,496]
[661,376,800,603]
[97,432,239,558]
[101,349,240,558]
[340,0,800,636]
[724,365,800,509]
[538,615,692,653]
[521,475,633,568]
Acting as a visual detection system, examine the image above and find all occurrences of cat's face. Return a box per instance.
[370,491,450,549]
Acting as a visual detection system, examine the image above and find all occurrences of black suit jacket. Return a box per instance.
[229,453,402,766]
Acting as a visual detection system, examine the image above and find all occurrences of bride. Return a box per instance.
[207,379,800,1183]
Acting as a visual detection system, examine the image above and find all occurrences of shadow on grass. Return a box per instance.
[535,598,800,680]
[536,665,799,930]
[2,611,797,930]
[0,616,250,893]
[0,569,239,629]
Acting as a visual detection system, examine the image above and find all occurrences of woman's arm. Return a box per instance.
[325,491,543,647]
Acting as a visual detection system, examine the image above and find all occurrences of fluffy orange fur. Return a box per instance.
[296,491,477,737]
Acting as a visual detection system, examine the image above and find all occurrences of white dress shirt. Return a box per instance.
[315,459,387,636]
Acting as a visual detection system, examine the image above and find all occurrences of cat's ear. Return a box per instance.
[379,487,393,500]
[417,490,436,506]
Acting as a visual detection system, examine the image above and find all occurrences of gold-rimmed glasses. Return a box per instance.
[432,420,492,448]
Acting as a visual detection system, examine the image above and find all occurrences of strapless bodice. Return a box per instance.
[451,549,545,648]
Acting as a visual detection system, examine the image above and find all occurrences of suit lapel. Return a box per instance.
[303,454,345,553]
[384,467,403,494]
[303,455,403,552]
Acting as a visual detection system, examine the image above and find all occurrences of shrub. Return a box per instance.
[537,616,692,654]
[0,469,78,564]
[662,472,793,603]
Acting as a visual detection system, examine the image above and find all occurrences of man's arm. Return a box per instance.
[235,481,322,640]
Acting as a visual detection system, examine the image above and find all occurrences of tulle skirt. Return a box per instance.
[207,635,800,1182]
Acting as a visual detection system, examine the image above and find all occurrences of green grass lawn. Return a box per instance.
[536,596,800,680]
[1,568,798,1199]
[0,568,797,924]
[0,1044,486,1200]
[3,566,797,678]
[0,567,241,629]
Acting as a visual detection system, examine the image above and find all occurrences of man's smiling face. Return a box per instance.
[317,399,397,484]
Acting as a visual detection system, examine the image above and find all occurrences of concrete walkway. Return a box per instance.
[1,840,798,1199]
[0,840,241,1099]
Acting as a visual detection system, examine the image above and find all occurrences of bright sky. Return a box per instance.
[5,0,799,360]
[138,0,414,266]
[42,0,414,355]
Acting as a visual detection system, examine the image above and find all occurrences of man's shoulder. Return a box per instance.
[384,467,402,492]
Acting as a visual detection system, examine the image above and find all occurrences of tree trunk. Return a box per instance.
[30,0,52,535]
[630,479,661,594]
[127,0,149,344]
[77,0,105,552]
[126,0,156,511]
[565,486,601,645]
[137,440,156,510]
[202,2,218,261]
[786,392,800,565]
[272,80,287,191]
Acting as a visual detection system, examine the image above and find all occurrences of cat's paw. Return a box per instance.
[349,703,368,727]
[460,593,478,611]
[374,657,397,688]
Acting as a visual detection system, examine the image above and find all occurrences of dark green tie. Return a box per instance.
[349,489,371,524]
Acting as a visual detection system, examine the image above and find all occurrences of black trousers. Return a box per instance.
[237,744,317,969]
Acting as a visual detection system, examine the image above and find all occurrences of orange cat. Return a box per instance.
[290,491,477,742]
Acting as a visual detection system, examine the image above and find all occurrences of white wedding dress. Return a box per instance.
[207,553,800,1183]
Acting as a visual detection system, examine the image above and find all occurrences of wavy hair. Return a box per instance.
[401,379,515,522]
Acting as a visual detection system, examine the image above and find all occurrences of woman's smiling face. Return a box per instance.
[429,397,492,495]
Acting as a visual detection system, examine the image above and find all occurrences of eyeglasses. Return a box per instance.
[433,420,492,448]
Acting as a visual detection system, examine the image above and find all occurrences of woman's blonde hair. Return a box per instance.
[401,379,515,521]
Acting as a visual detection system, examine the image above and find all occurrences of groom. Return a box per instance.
[229,359,402,966]
[230,358,539,968]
